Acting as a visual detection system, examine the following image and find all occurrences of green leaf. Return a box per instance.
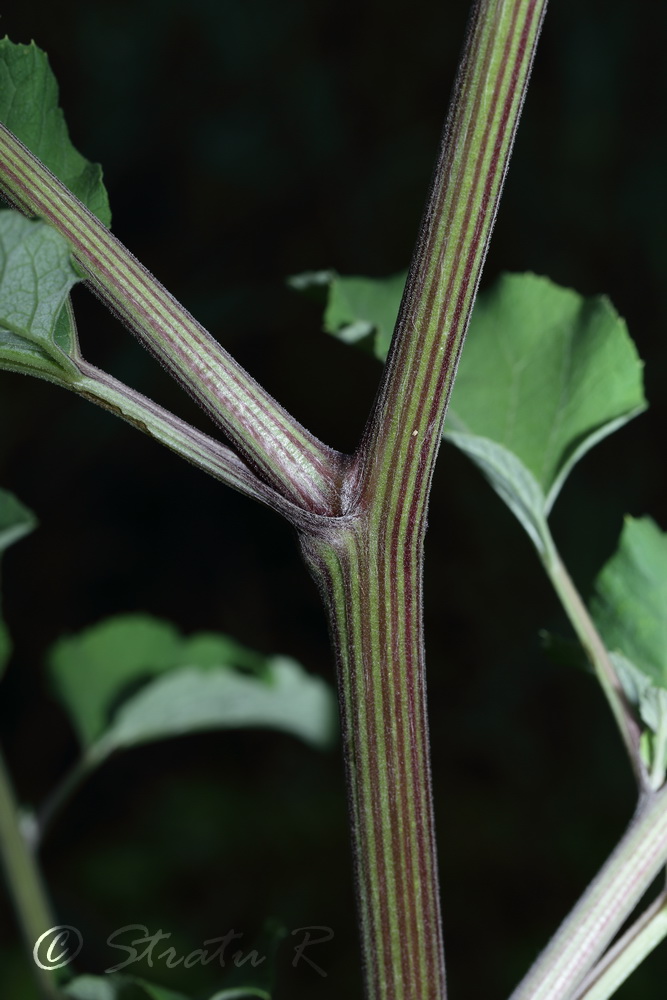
[609,652,667,735]
[93,658,337,760]
[131,982,189,1000]
[443,432,553,559]
[0,487,37,677]
[0,38,111,226]
[0,212,83,383]
[590,517,667,690]
[179,631,267,676]
[206,991,271,1000]
[445,273,646,512]
[49,613,337,753]
[63,975,270,1000]
[608,651,667,784]
[63,975,188,1000]
[63,976,122,1000]
[0,486,37,553]
[49,615,185,746]
[305,270,646,548]
[290,269,406,359]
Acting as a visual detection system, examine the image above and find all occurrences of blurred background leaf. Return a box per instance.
[48,612,336,756]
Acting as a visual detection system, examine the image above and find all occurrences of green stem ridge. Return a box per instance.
[0,123,344,515]
[509,786,667,1000]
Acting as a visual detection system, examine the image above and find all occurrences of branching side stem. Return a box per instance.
[0,124,344,515]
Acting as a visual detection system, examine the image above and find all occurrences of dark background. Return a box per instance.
[1,0,666,996]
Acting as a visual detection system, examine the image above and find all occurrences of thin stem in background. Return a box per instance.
[31,756,98,853]
[0,746,60,1000]
[543,541,648,789]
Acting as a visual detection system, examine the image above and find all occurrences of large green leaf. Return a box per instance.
[445,274,646,511]
[0,212,83,383]
[49,613,337,753]
[0,487,37,677]
[591,517,667,690]
[302,271,646,553]
[0,39,111,226]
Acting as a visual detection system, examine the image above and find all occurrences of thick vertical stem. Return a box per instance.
[301,514,444,1000]
[357,0,548,513]
[297,4,548,997]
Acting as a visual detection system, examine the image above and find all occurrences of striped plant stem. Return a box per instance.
[359,0,547,506]
[508,785,667,1000]
[0,3,547,997]
[0,123,343,515]
[303,4,547,997]
[301,513,443,999]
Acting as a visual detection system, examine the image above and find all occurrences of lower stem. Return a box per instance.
[300,518,445,1000]
[0,745,60,999]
